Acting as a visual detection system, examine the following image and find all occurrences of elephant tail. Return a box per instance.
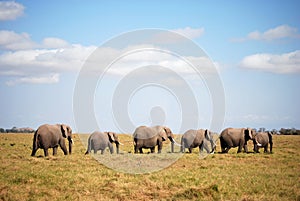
[85,137,92,155]
[31,130,39,156]
[268,132,273,153]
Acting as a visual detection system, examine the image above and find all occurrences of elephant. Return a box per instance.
[253,131,273,153]
[31,124,73,157]
[85,131,120,154]
[219,127,255,153]
[133,125,178,153]
[181,129,216,154]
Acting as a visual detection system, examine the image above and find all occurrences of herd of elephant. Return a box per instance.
[30,124,273,157]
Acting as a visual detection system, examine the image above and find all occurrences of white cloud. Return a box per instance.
[0,30,97,85]
[233,25,300,42]
[0,30,37,50]
[240,50,300,74]
[6,73,60,86]
[0,1,24,21]
[0,45,97,75]
[172,27,204,39]
[0,29,216,85]
[42,37,69,49]
[0,31,71,50]
[248,25,300,40]
[104,49,217,77]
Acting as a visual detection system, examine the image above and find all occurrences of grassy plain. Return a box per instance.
[0,133,299,201]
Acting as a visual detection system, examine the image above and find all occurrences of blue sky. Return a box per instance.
[0,0,299,133]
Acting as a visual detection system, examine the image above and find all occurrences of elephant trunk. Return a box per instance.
[210,139,217,154]
[68,136,72,154]
[169,137,182,153]
[115,141,120,154]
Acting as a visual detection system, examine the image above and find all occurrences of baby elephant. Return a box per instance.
[253,131,273,153]
[85,131,120,154]
[181,129,215,153]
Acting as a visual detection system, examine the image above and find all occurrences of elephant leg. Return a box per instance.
[224,147,231,153]
[157,142,163,154]
[221,146,228,153]
[53,147,58,155]
[134,145,138,154]
[220,138,229,153]
[150,147,155,153]
[94,150,97,154]
[43,148,49,157]
[108,144,114,154]
[101,149,105,154]
[188,148,192,153]
[253,144,257,153]
[181,143,184,153]
[59,142,68,155]
[139,148,143,154]
[264,144,268,153]
[237,144,244,153]
[31,148,38,156]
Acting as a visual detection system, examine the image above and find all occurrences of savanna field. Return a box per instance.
[0,133,299,201]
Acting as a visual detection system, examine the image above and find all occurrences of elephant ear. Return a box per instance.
[158,128,168,141]
[164,127,173,138]
[66,126,72,135]
[60,124,67,138]
[107,132,115,143]
[204,129,210,140]
[244,128,253,140]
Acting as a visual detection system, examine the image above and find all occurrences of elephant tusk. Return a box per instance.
[173,141,182,147]
[119,142,124,145]
[169,137,181,146]
[71,139,74,144]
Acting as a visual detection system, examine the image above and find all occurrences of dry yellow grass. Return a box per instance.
[0,133,299,200]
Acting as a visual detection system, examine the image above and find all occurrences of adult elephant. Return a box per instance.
[253,131,273,153]
[85,131,120,154]
[219,127,255,153]
[133,125,177,153]
[31,124,73,157]
[181,129,216,154]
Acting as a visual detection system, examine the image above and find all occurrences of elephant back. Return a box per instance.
[91,131,107,140]
[133,126,157,140]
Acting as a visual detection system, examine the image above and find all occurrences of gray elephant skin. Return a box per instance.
[133,125,176,153]
[181,129,215,153]
[253,131,273,153]
[31,124,73,157]
[219,127,255,153]
[85,131,120,154]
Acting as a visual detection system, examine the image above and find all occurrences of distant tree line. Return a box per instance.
[0,126,299,135]
[279,128,300,135]
[0,126,35,133]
